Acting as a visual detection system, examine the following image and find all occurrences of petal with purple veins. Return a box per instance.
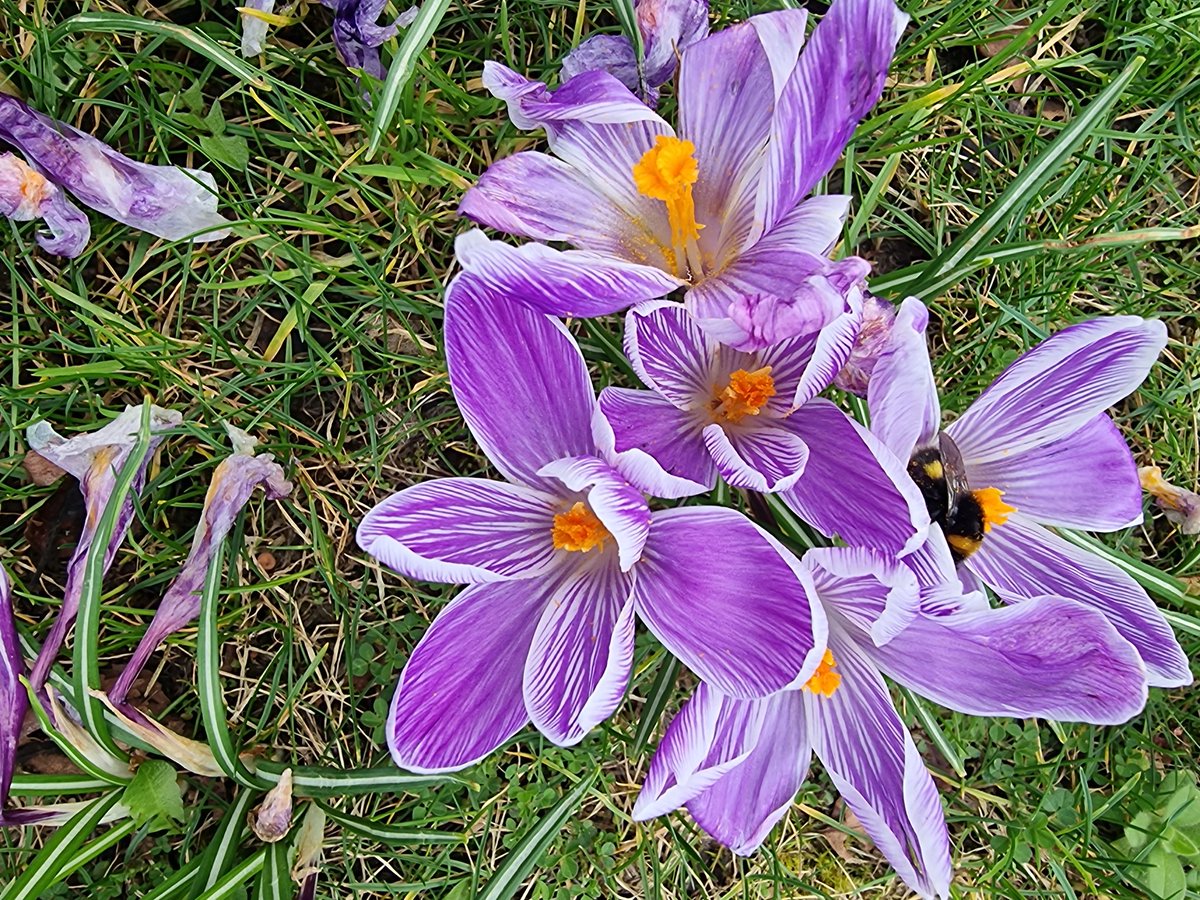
[702,419,809,493]
[802,546,921,647]
[870,595,1148,725]
[538,455,651,571]
[523,555,636,745]
[966,512,1191,688]
[867,297,939,462]
[780,399,930,556]
[388,579,547,773]
[965,413,1142,532]
[634,506,826,698]
[444,274,598,488]
[595,387,715,499]
[454,231,682,318]
[807,630,953,900]
[947,316,1168,466]
[624,300,735,408]
[356,478,560,584]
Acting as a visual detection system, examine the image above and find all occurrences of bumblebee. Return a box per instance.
[907,432,987,562]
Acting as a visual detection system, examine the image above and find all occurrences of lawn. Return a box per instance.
[1,0,1198,897]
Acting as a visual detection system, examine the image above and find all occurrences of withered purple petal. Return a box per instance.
[0,565,26,813]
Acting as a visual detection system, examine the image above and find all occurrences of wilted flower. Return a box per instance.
[0,94,230,257]
[635,543,1148,898]
[25,404,181,693]
[357,275,826,773]
[239,0,277,56]
[868,300,1191,688]
[93,692,224,778]
[834,293,897,396]
[457,0,907,347]
[292,803,326,900]
[110,424,291,705]
[598,301,928,555]
[1139,466,1200,535]
[252,767,294,842]
[561,0,710,106]
[322,0,418,80]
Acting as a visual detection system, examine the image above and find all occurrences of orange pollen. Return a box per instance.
[632,135,702,251]
[1,155,52,216]
[551,502,610,554]
[973,487,1016,533]
[713,366,776,423]
[804,649,841,698]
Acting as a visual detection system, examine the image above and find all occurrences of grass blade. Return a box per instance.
[367,0,454,157]
[318,801,463,845]
[474,772,597,900]
[901,687,967,778]
[633,656,678,751]
[612,0,645,61]
[51,14,269,89]
[0,791,123,900]
[1056,530,1199,611]
[907,55,1146,299]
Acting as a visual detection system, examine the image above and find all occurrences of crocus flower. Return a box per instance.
[322,0,418,80]
[109,424,291,705]
[597,300,928,555]
[0,565,24,814]
[356,275,826,773]
[634,543,1148,898]
[239,0,276,56]
[25,405,182,693]
[560,0,710,107]
[457,0,907,347]
[0,94,230,257]
[1139,466,1200,535]
[867,299,1191,688]
[833,293,897,396]
[252,768,294,842]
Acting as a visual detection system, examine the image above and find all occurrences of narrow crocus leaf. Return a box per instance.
[110,424,291,704]
[366,0,451,155]
[0,95,231,250]
[0,565,25,814]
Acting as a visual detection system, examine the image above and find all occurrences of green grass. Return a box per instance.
[1,0,1199,897]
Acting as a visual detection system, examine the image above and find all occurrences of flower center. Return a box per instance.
[551,502,610,553]
[803,649,841,698]
[1,154,52,218]
[712,366,775,424]
[633,135,704,278]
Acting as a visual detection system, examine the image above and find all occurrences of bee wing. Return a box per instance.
[938,431,972,515]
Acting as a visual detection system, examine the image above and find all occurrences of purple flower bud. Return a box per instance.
[252,768,294,843]
[834,293,898,396]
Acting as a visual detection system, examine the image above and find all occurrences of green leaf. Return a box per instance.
[474,772,597,900]
[367,0,453,157]
[199,133,251,170]
[1143,845,1187,900]
[906,54,1146,299]
[254,841,294,900]
[121,760,185,831]
[188,788,257,899]
[1125,809,1159,851]
[317,801,463,845]
[0,792,123,900]
[203,102,227,135]
[1165,825,1200,859]
[51,14,270,89]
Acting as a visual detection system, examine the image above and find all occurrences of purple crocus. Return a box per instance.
[634,542,1148,898]
[110,425,291,705]
[322,0,418,81]
[356,275,827,773]
[0,564,25,816]
[560,0,710,106]
[867,299,1191,688]
[457,0,908,348]
[598,300,928,555]
[0,94,230,257]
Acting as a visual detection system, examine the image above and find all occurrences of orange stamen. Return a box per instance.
[713,366,776,423]
[633,135,703,271]
[804,649,841,698]
[973,487,1016,533]
[551,502,609,553]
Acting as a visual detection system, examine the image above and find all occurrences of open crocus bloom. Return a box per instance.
[457,0,908,348]
[560,0,710,107]
[868,299,1191,688]
[0,95,230,257]
[634,544,1149,899]
[357,276,826,773]
[597,301,928,555]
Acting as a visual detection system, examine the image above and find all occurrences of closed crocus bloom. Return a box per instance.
[357,275,827,773]
[834,293,898,396]
[634,543,1149,899]
[867,298,1191,688]
[0,94,229,256]
[597,300,929,556]
[457,0,907,348]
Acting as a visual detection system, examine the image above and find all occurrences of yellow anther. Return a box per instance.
[804,649,841,698]
[973,487,1016,533]
[551,502,609,553]
[713,367,776,424]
